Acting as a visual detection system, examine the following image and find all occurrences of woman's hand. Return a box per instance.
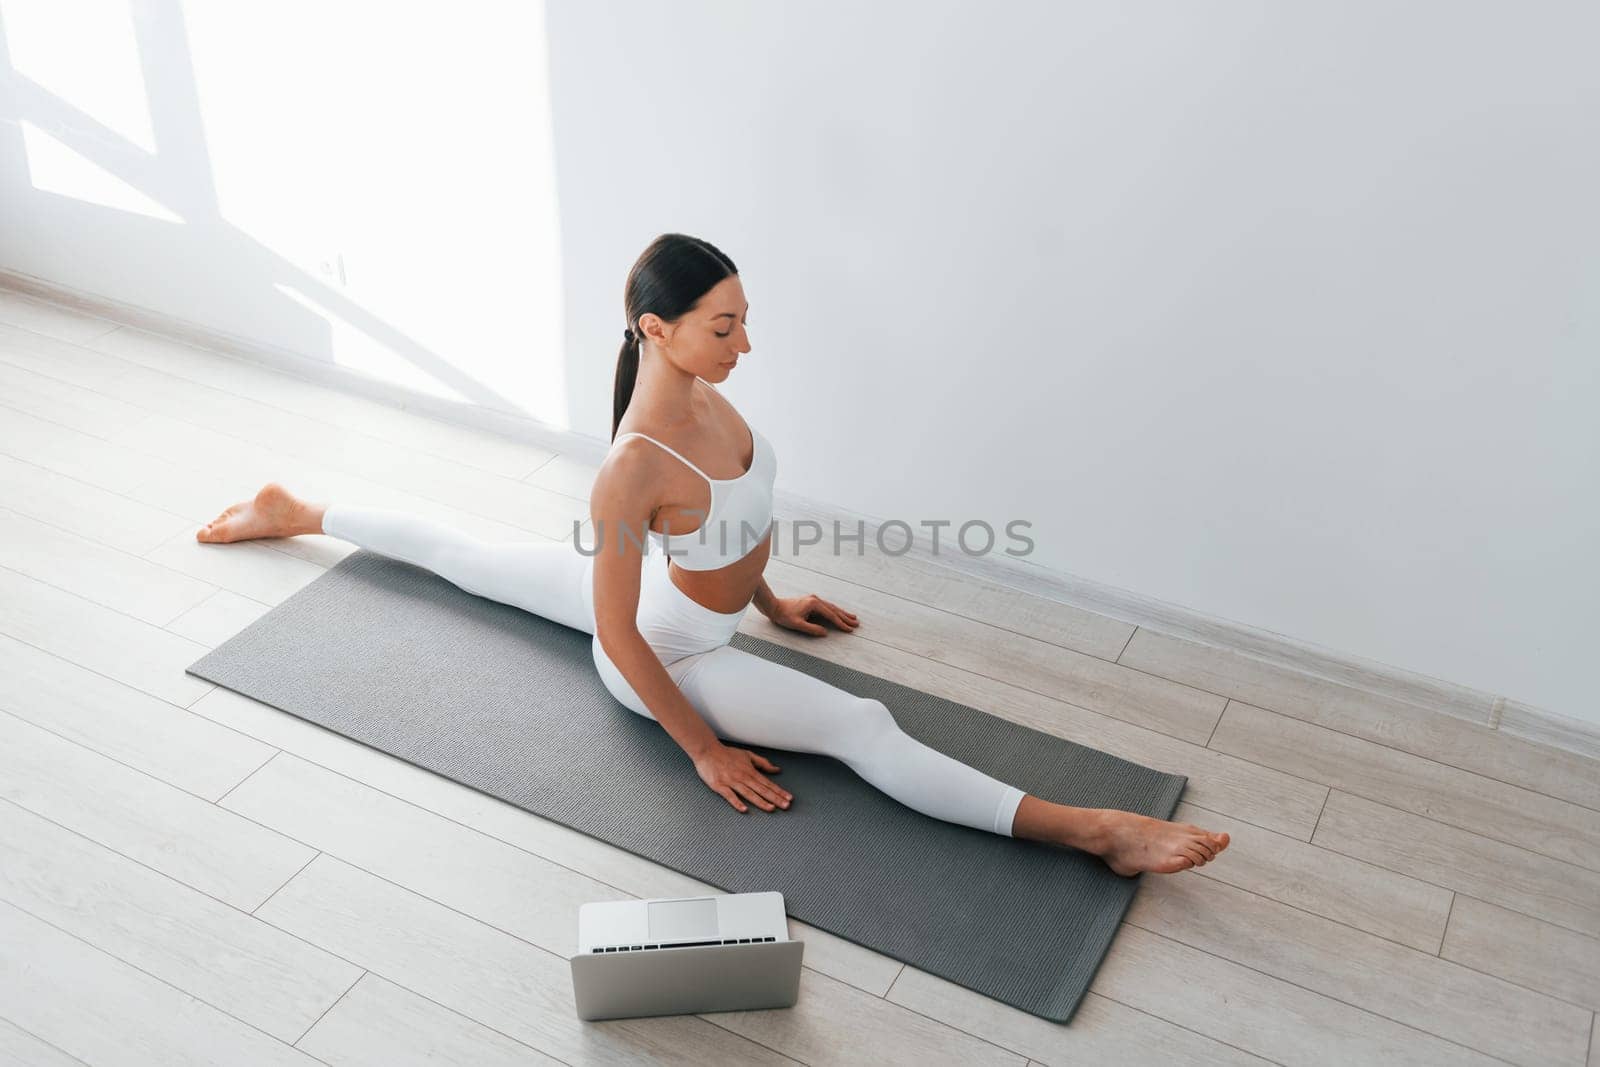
[768,594,859,636]
[693,743,793,813]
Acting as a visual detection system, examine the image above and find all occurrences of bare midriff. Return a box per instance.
[663,527,773,615]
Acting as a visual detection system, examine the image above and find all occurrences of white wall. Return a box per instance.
[2,1,1595,725]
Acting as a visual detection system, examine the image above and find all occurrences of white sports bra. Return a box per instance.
[613,414,777,572]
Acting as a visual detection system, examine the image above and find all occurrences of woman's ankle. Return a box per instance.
[302,501,329,536]
[1012,796,1106,852]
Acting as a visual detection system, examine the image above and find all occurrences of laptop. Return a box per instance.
[570,891,805,1021]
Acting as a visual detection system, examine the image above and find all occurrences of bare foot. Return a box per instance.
[195,482,317,543]
[1090,809,1231,877]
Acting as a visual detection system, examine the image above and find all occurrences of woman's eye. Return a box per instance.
[715,321,748,339]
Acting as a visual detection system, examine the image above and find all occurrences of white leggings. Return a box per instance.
[321,504,1028,836]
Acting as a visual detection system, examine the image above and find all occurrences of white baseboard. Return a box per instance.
[5,269,1596,763]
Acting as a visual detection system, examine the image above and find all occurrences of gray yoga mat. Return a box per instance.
[186,550,1186,1024]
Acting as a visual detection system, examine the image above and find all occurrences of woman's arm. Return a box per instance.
[591,447,723,758]
[598,627,721,757]
[752,574,778,618]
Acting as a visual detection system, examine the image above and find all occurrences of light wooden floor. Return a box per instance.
[0,288,1595,1067]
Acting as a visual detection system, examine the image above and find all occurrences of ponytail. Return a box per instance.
[611,331,640,441]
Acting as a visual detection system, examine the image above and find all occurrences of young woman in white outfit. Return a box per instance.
[198,233,1229,878]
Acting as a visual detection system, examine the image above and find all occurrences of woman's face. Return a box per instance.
[645,274,750,382]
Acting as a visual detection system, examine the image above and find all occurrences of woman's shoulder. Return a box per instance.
[589,457,662,563]
[598,429,668,485]
[600,407,704,497]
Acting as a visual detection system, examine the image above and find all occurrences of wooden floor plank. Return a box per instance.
[1087,923,1507,1066]
[0,357,150,440]
[110,403,583,542]
[0,450,195,557]
[0,899,317,1066]
[0,711,312,911]
[0,1015,87,1067]
[0,633,272,803]
[165,588,274,647]
[0,321,146,397]
[0,801,360,1043]
[1314,790,1600,940]
[0,318,577,542]
[220,751,639,960]
[126,439,561,566]
[707,964,1027,1066]
[1212,700,1600,872]
[297,972,564,1066]
[147,523,330,608]
[1125,861,1593,1066]
[1441,894,1600,1014]
[521,451,598,501]
[87,325,555,480]
[1,315,552,484]
[0,403,156,495]
[0,508,218,626]
[885,963,1274,1065]
[1170,798,1453,954]
[1124,628,1600,810]
[0,566,214,708]
[261,854,827,1065]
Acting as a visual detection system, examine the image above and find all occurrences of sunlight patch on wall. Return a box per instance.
[3,0,157,153]
[19,119,180,221]
[185,2,570,431]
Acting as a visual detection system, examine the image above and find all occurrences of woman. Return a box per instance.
[198,233,1229,877]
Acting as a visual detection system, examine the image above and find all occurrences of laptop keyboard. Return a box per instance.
[592,936,778,953]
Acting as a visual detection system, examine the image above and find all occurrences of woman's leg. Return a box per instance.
[322,504,595,634]
[658,643,1027,837]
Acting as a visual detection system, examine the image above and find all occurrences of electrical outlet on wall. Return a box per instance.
[315,252,348,287]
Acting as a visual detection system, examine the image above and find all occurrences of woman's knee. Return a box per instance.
[830,696,900,756]
[430,540,497,598]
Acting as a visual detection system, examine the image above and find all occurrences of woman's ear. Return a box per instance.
[638,312,661,345]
